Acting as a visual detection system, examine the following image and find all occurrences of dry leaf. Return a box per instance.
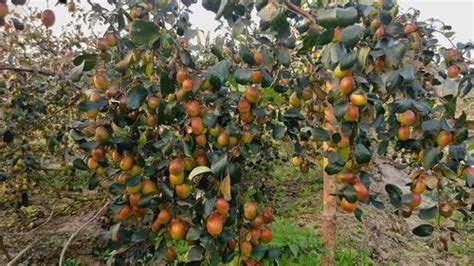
[220,175,232,201]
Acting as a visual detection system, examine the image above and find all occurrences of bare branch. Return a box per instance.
[0,66,84,91]
[284,0,317,27]
[6,208,56,266]
[59,201,110,266]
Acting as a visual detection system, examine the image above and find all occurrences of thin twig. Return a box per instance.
[6,207,56,266]
[58,200,110,266]
[6,241,38,266]
[284,0,317,27]
[0,236,12,261]
[0,66,84,91]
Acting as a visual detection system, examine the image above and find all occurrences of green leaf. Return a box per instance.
[131,229,148,243]
[418,205,438,220]
[355,143,372,164]
[312,127,330,141]
[72,54,97,72]
[186,245,206,262]
[342,185,357,203]
[79,141,99,151]
[126,86,147,110]
[186,227,203,241]
[130,20,159,45]
[126,175,142,187]
[202,0,221,13]
[88,175,99,190]
[160,72,175,95]
[412,224,434,237]
[275,47,290,66]
[72,158,87,170]
[354,208,363,221]
[189,166,212,180]
[370,197,385,209]
[386,71,402,94]
[234,69,251,84]
[109,183,125,196]
[253,245,268,261]
[301,31,319,51]
[317,8,337,29]
[77,98,108,112]
[257,2,280,22]
[384,43,405,68]
[211,153,228,177]
[341,25,363,49]
[204,197,216,218]
[423,147,442,169]
[421,120,440,134]
[205,60,230,82]
[336,7,359,27]
[385,184,402,207]
[159,182,174,199]
[73,158,87,170]
[339,52,358,71]
[325,152,346,175]
[69,60,84,82]
[315,29,334,46]
[270,13,290,36]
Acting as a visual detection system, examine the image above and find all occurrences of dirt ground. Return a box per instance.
[0,193,106,265]
[265,156,474,265]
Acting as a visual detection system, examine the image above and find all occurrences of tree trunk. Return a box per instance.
[320,77,338,266]
[320,150,337,266]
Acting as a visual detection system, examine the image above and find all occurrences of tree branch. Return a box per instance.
[0,66,84,91]
[59,200,110,266]
[284,0,317,27]
[6,208,56,266]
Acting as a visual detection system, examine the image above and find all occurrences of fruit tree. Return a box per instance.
[0,0,473,265]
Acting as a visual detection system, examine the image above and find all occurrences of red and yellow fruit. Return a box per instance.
[216,198,229,215]
[398,110,416,126]
[447,65,460,79]
[344,104,359,122]
[240,241,252,256]
[245,86,261,104]
[0,3,9,18]
[436,131,452,147]
[260,229,272,243]
[353,181,369,201]
[184,100,201,117]
[93,74,108,91]
[169,173,184,185]
[340,76,354,95]
[244,202,258,220]
[207,214,224,236]
[170,219,186,240]
[190,117,205,135]
[182,79,194,92]
[349,91,367,106]
[397,126,410,141]
[157,208,172,224]
[175,183,191,199]
[120,155,134,171]
[340,198,357,212]
[41,9,56,27]
[169,158,185,175]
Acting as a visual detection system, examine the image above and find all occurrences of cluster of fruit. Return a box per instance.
[74,14,279,260]
[0,0,56,28]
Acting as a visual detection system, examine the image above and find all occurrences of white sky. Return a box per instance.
[12,0,474,47]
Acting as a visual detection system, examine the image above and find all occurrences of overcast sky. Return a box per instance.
[15,0,474,47]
